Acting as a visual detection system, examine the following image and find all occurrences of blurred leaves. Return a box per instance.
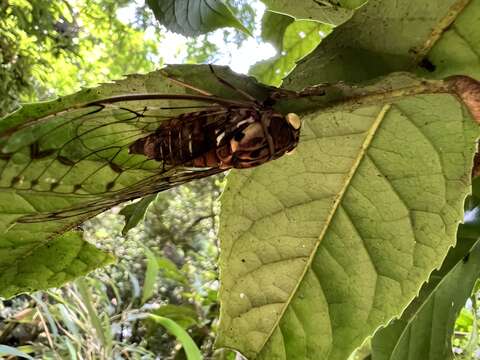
[147,314,202,360]
[0,0,162,115]
[0,0,78,114]
[141,245,161,304]
[0,345,34,359]
[146,0,251,37]
[151,304,199,329]
[120,195,159,236]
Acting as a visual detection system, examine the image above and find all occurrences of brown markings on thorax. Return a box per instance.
[129,108,259,168]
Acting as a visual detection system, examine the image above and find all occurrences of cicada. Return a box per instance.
[0,66,301,224]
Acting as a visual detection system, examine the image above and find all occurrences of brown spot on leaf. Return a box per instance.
[447,75,480,123]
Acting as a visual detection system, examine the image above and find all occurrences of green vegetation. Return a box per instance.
[1,1,480,359]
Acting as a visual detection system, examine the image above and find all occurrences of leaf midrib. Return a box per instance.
[257,104,393,357]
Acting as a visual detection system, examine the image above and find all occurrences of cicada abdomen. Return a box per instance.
[129,107,302,170]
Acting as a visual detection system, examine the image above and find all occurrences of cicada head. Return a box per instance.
[270,112,301,157]
[224,111,301,169]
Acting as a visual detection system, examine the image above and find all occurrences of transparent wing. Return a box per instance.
[0,99,227,224]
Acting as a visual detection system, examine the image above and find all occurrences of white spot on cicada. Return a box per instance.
[235,117,255,128]
[230,122,263,153]
[216,132,225,145]
[286,113,301,130]
[188,133,193,154]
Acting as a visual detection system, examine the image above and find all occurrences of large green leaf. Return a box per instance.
[367,174,480,360]
[370,230,480,360]
[284,0,469,88]
[146,0,251,37]
[0,65,274,298]
[262,0,367,26]
[217,74,479,359]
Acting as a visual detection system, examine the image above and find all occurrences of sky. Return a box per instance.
[116,0,276,74]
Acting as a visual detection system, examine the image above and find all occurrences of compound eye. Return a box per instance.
[286,113,301,130]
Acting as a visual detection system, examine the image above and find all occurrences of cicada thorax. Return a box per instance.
[129,107,301,170]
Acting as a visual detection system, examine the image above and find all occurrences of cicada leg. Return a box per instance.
[207,64,260,105]
[165,76,214,96]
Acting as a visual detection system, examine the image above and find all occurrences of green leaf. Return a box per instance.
[152,304,199,329]
[146,0,251,37]
[157,256,189,284]
[57,303,82,340]
[141,245,160,304]
[251,20,332,86]
[260,11,294,50]
[421,0,480,80]
[217,74,479,359]
[148,314,203,360]
[261,0,367,26]
[76,278,109,349]
[368,175,480,359]
[120,194,158,235]
[285,0,469,88]
[0,345,34,360]
[455,308,474,331]
[0,231,113,298]
[370,237,480,359]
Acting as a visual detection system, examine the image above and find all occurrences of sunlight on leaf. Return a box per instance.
[251,20,332,86]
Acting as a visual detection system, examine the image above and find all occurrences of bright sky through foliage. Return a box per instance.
[116,0,276,74]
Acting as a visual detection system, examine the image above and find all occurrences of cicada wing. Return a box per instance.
[0,99,229,225]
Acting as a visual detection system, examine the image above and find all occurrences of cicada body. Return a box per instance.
[129,107,301,169]
[0,66,302,223]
